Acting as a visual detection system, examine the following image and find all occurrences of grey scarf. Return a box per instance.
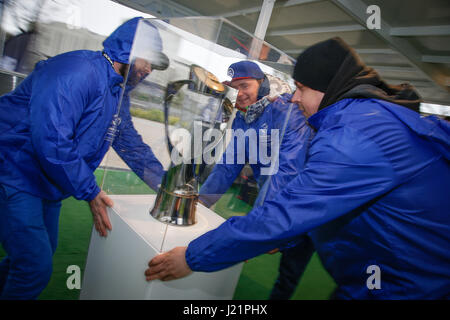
[243,97,271,124]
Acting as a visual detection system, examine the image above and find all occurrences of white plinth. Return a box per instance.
[80,194,243,300]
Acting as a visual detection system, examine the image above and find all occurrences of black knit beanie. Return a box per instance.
[293,37,352,93]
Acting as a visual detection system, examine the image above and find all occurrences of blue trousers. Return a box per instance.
[0,184,61,300]
[269,236,315,300]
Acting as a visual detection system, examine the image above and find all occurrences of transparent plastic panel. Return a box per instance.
[0,0,155,74]
[99,17,296,251]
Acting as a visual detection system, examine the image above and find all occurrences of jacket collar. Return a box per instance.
[307,98,351,130]
[102,53,125,94]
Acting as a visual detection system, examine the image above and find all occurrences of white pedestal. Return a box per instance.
[80,194,243,300]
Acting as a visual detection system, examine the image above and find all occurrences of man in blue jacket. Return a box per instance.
[199,60,315,300]
[146,37,450,299]
[0,17,166,299]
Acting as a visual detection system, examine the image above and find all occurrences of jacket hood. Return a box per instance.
[294,37,421,113]
[318,37,421,112]
[339,83,422,112]
[103,17,141,64]
[102,17,169,70]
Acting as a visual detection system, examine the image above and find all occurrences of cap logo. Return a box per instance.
[227,67,235,78]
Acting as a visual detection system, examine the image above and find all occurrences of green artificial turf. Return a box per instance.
[0,168,336,300]
[0,196,91,300]
[99,168,157,195]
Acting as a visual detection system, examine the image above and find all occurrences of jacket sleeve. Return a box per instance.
[112,97,165,192]
[186,125,398,272]
[29,59,101,201]
[198,120,245,207]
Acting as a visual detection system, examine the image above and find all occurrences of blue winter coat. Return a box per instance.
[0,17,164,201]
[199,94,312,207]
[187,98,450,299]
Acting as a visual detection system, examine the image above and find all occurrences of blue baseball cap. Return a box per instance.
[227,61,265,82]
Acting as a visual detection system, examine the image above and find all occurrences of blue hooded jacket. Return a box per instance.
[186,98,450,299]
[0,17,164,201]
[199,93,313,207]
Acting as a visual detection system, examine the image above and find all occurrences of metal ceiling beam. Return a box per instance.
[284,47,396,54]
[369,65,418,73]
[112,0,156,16]
[331,0,450,94]
[390,25,450,37]
[422,55,450,64]
[267,23,365,36]
[249,0,276,59]
[221,6,263,18]
[421,97,450,107]
[383,78,435,88]
[222,0,321,18]
[155,0,201,16]
[113,0,200,18]
[254,0,276,40]
[355,48,396,54]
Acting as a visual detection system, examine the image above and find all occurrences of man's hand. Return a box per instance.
[267,248,279,254]
[88,190,113,237]
[145,246,192,281]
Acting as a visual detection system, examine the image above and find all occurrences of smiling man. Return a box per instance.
[146,38,450,299]
[198,60,312,209]
[232,74,263,112]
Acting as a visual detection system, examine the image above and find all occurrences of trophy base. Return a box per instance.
[150,187,198,226]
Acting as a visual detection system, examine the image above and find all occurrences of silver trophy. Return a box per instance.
[150,65,236,226]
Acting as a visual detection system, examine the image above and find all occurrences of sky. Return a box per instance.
[2,0,154,36]
[53,0,155,36]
